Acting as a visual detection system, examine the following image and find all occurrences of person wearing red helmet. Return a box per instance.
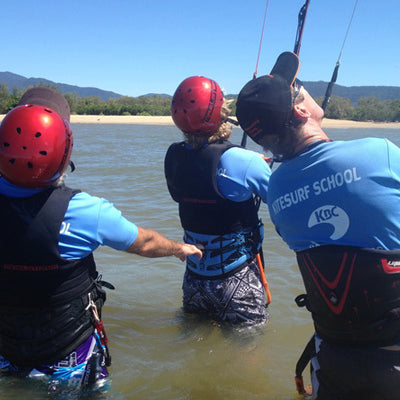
[0,104,73,188]
[0,87,202,392]
[165,76,272,325]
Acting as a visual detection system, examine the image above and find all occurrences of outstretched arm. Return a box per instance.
[125,226,202,261]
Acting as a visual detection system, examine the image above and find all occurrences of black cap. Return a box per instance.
[236,52,300,144]
[18,87,70,121]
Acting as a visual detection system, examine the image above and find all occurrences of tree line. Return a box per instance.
[0,84,399,122]
[315,96,400,122]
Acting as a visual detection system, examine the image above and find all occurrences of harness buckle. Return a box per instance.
[295,293,310,311]
[86,293,112,366]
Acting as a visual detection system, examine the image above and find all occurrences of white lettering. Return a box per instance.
[313,180,322,196]
[334,172,343,187]
[271,185,310,215]
[217,168,227,176]
[389,261,400,267]
[272,167,362,215]
[313,167,361,196]
[60,222,71,235]
[343,169,353,183]
[326,174,336,190]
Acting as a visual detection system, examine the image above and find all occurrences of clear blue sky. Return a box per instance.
[1,0,399,97]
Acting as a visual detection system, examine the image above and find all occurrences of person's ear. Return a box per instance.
[293,102,311,122]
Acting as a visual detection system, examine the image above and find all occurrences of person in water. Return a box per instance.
[164,76,272,325]
[236,51,400,400]
[0,87,202,392]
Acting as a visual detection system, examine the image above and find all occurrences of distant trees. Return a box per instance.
[58,93,170,116]
[314,95,400,122]
[0,84,399,122]
[316,96,354,120]
[352,98,400,122]
[0,84,21,113]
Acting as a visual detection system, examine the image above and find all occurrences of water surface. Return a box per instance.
[2,124,399,400]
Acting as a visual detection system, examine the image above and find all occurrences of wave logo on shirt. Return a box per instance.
[308,205,349,240]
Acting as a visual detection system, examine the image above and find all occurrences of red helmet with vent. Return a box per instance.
[0,104,73,188]
[171,76,225,136]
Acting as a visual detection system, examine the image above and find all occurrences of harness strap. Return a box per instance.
[295,335,315,395]
[255,252,272,305]
[87,292,112,366]
[186,223,263,277]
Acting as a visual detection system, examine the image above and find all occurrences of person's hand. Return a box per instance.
[174,243,203,261]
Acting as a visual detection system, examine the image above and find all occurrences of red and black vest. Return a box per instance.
[164,140,260,235]
[296,245,400,347]
[0,185,105,366]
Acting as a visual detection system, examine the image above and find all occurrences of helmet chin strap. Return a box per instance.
[225,117,239,126]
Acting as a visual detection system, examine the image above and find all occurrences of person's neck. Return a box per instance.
[293,118,330,155]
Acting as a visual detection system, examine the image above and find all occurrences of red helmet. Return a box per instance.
[171,76,225,136]
[0,104,73,188]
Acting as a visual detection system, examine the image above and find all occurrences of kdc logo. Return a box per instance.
[308,205,349,240]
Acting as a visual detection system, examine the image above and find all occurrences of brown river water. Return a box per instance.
[1,124,399,400]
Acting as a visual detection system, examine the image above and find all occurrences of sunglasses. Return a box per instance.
[292,79,303,107]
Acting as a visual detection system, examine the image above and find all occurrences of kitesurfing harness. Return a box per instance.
[165,140,262,276]
[0,185,112,366]
[294,245,400,393]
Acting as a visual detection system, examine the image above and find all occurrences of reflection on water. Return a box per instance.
[2,124,399,399]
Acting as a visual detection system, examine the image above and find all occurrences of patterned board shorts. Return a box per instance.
[0,330,109,394]
[182,259,269,325]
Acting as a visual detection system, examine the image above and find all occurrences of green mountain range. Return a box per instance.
[1,71,399,104]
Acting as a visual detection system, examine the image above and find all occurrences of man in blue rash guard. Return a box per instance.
[0,87,202,393]
[236,51,400,400]
[165,76,272,325]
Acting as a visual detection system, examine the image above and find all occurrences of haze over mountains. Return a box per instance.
[1,71,399,104]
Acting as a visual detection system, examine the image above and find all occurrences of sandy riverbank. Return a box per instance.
[1,114,399,128]
[70,115,174,125]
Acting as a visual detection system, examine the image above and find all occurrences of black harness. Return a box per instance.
[0,185,109,366]
[294,245,400,394]
[296,245,400,348]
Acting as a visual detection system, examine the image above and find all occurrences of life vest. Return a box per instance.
[296,245,400,347]
[0,185,107,366]
[165,140,262,276]
[164,140,260,235]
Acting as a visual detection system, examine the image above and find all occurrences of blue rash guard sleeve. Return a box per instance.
[59,192,138,259]
[216,147,271,203]
[0,178,139,260]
